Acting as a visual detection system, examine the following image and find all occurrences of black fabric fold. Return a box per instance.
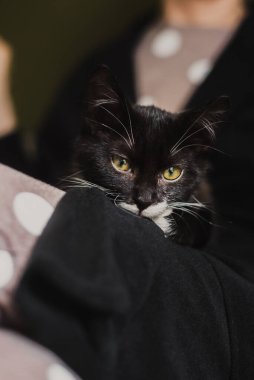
[13,189,254,379]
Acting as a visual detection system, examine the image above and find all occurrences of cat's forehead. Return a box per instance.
[132,106,175,137]
[130,105,179,147]
[106,106,183,165]
[133,105,175,126]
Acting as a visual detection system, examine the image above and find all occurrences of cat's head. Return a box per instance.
[73,65,228,235]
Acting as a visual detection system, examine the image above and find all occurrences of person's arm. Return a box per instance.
[0,37,16,138]
[0,37,33,174]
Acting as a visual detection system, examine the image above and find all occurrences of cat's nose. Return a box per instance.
[134,194,154,212]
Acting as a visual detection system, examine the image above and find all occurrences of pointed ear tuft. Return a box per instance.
[85,64,122,107]
[82,65,129,136]
[177,96,230,148]
[172,96,230,154]
[204,95,230,119]
[195,95,230,140]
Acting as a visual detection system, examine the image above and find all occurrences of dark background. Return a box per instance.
[0,0,155,136]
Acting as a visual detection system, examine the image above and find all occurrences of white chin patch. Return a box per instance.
[119,201,173,235]
[141,201,169,218]
[150,205,173,235]
[119,202,139,215]
[152,211,173,235]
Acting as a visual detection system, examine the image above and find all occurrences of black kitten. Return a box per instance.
[71,66,228,247]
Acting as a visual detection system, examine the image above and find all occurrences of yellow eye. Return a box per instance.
[163,167,182,181]
[112,155,130,172]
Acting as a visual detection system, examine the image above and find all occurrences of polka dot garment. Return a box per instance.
[0,164,63,320]
[0,164,81,380]
[47,363,78,380]
[0,249,14,289]
[0,330,81,380]
[135,23,233,112]
[150,29,182,58]
[13,192,54,236]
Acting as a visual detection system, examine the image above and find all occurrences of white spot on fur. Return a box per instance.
[152,207,173,235]
[153,214,172,234]
[119,201,173,235]
[141,201,169,218]
[119,202,139,214]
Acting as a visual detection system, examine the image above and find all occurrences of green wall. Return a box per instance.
[0,0,156,135]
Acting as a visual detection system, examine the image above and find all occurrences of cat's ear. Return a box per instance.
[177,96,230,149]
[82,65,129,137]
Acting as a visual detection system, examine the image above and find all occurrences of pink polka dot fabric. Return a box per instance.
[0,164,81,379]
[0,164,64,320]
[0,330,81,380]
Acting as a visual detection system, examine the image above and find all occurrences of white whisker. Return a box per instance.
[170,108,210,154]
[124,99,135,146]
[114,199,141,219]
[86,117,132,150]
[171,143,228,156]
[60,170,84,184]
[171,210,192,234]
[172,205,202,217]
[171,121,223,155]
[114,194,121,207]
[88,98,118,108]
[170,201,222,227]
[170,201,206,209]
[64,177,109,192]
[100,105,133,149]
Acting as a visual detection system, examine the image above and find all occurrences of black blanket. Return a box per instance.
[14,189,254,379]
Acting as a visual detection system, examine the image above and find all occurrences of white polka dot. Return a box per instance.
[47,363,77,380]
[0,250,14,288]
[151,29,182,58]
[13,192,54,236]
[138,95,156,106]
[187,58,212,85]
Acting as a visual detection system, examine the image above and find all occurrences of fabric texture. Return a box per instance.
[13,188,254,380]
